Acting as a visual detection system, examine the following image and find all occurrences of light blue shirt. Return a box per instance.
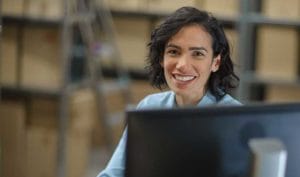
[97,90,241,177]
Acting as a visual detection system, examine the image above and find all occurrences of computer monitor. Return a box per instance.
[125,103,300,177]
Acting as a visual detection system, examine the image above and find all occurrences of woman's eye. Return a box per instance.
[167,50,179,56]
[193,51,204,57]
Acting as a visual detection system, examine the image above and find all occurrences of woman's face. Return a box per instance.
[162,24,221,104]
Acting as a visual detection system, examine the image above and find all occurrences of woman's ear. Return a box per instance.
[211,55,221,72]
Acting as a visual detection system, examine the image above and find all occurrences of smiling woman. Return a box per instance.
[162,25,221,106]
[97,6,241,177]
[146,7,240,105]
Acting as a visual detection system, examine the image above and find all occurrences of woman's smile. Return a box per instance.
[173,74,197,82]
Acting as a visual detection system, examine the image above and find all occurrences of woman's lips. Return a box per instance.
[173,74,196,82]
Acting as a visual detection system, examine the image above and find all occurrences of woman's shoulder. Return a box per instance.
[218,93,242,105]
[136,91,175,109]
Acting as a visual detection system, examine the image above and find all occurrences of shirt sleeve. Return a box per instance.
[96,93,166,177]
[96,128,128,177]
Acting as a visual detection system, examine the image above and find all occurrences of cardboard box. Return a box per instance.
[262,0,300,20]
[26,90,96,177]
[114,17,150,70]
[27,98,58,128]
[130,80,159,104]
[0,24,18,86]
[0,101,26,177]
[92,80,159,147]
[26,127,93,177]
[66,129,93,177]
[25,0,63,19]
[69,89,97,132]
[103,0,147,11]
[21,25,62,91]
[67,89,97,177]
[91,82,127,147]
[91,111,126,148]
[265,85,300,103]
[201,0,239,17]
[26,98,58,177]
[26,126,58,177]
[1,0,25,16]
[27,89,96,131]
[224,28,239,66]
[256,26,299,81]
[147,0,198,13]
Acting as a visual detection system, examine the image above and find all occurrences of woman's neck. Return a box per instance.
[175,89,207,107]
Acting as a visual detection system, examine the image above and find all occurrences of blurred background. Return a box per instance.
[0,0,299,177]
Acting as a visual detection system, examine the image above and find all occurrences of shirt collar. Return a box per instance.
[197,90,217,106]
[171,90,217,107]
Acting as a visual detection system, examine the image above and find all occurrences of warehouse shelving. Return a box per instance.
[237,0,300,102]
[1,86,60,99]
[108,1,299,103]
[0,1,299,101]
[247,13,300,27]
[2,15,62,26]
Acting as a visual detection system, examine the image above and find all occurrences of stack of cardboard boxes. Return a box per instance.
[0,89,97,177]
[106,0,239,16]
[113,17,151,70]
[21,26,62,90]
[256,0,300,102]
[1,0,25,17]
[0,0,242,86]
[0,0,63,89]
[0,24,18,86]
[110,0,239,71]
[1,0,63,19]
[0,101,26,177]
[0,25,62,90]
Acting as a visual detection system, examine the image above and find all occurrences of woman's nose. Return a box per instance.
[176,55,189,70]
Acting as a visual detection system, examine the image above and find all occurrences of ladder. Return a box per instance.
[58,0,132,176]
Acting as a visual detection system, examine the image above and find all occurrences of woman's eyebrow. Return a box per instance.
[189,47,208,53]
[166,44,180,49]
[166,44,208,53]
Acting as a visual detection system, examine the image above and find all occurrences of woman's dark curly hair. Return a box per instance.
[146,6,239,100]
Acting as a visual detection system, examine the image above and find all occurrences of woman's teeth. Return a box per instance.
[175,75,195,81]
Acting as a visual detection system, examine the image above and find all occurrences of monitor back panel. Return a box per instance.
[125,103,300,177]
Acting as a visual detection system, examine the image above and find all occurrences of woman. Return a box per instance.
[97,6,240,177]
